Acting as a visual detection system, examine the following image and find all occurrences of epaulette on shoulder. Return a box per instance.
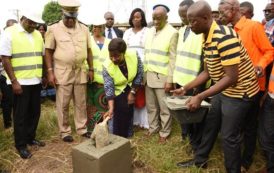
[48,20,60,26]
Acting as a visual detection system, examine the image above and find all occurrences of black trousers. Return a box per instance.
[241,91,262,169]
[13,84,41,150]
[259,94,274,173]
[0,75,13,128]
[113,87,134,138]
[195,93,257,173]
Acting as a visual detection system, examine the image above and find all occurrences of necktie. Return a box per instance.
[108,28,113,39]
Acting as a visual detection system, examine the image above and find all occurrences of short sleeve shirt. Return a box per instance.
[203,21,259,98]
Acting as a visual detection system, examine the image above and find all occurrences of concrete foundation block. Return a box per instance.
[72,134,132,173]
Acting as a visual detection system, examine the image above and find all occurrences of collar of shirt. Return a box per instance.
[17,23,28,33]
[60,20,80,32]
[234,16,247,31]
[152,23,168,36]
[105,27,113,33]
[265,18,274,28]
[204,20,218,44]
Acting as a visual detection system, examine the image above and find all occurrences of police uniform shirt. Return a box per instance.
[45,20,91,85]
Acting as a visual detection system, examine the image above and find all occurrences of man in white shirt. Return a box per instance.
[0,11,45,159]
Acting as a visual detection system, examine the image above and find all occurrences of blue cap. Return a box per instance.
[153,4,170,12]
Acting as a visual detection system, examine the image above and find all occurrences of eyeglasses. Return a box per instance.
[106,18,114,20]
[63,15,77,20]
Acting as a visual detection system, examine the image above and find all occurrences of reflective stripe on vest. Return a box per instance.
[91,38,110,84]
[144,24,177,75]
[173,26,203,86]
[103,50,138,96]
[269,64,274,93]
[7,24,43,79]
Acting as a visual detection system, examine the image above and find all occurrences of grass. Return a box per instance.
[0,99,267,173]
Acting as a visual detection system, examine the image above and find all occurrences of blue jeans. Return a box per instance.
[259,94,274,173]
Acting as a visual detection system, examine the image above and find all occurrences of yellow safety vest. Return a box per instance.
[103,50,138,96]
[173,26,203,86]
[144,24,177,75]
[7,25,43,80]
[91,38,111,84]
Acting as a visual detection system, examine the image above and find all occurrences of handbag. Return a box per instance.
[134,86,146,108]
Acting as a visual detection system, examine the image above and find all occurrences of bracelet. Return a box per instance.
[11,78,17,83]
[89,68,94,72]
[47,67,53,71]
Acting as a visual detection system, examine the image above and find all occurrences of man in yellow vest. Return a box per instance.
[259,61,274,172]
[45,0,93,142]
[144,4,178,143]
[0,10,45,159]
[174,0,205,156]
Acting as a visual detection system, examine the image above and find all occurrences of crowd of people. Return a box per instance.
[0,0,273,172]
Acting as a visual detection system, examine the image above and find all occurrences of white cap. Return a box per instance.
[91,17,106,26]
[21,10,44,24]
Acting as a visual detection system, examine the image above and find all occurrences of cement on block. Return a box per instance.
[72,134,132,173]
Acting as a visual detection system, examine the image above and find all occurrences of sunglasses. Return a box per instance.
[63,15,77,20]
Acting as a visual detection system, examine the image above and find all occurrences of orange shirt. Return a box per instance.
[234,16,274,91]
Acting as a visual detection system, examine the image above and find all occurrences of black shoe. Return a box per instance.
[18,148,32,159]
[177,159,207,168]
[4,122,12,129]
[63,135,74,142]
[28,139,46,147]
[81,132,91,138]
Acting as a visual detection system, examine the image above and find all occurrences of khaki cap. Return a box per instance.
[58,0,81,8]
[58,0,81,18]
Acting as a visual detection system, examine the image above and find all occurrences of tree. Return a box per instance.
[42,1,62,24]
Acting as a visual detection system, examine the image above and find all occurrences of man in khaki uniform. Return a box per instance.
[144,4,178,143]
[45,0,93,142]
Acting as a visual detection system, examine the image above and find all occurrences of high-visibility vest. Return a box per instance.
[173,26,203,86]
[103,50,138,96]
[6,24,43,80]
[91,38,110,84]
[144,24,177,75]
[269,62,274,94]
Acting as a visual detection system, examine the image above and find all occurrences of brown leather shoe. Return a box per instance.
[158,136,168,144]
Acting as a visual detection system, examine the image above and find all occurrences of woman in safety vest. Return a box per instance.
[102,38,143,138]
[86,18,111,132]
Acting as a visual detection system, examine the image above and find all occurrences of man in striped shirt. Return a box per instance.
[172,1,259,172]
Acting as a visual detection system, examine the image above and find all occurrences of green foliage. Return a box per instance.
[42,1,62,24]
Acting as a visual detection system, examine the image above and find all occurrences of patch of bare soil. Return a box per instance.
[10,137,153,173]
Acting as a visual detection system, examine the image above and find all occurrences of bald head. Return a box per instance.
[152,6,168,31]
[188,0,212,18]
[153,6,168,16]
[187,1,213,35]
[219,0,240,10]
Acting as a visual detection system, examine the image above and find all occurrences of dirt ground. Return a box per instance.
[9,137,153,173]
